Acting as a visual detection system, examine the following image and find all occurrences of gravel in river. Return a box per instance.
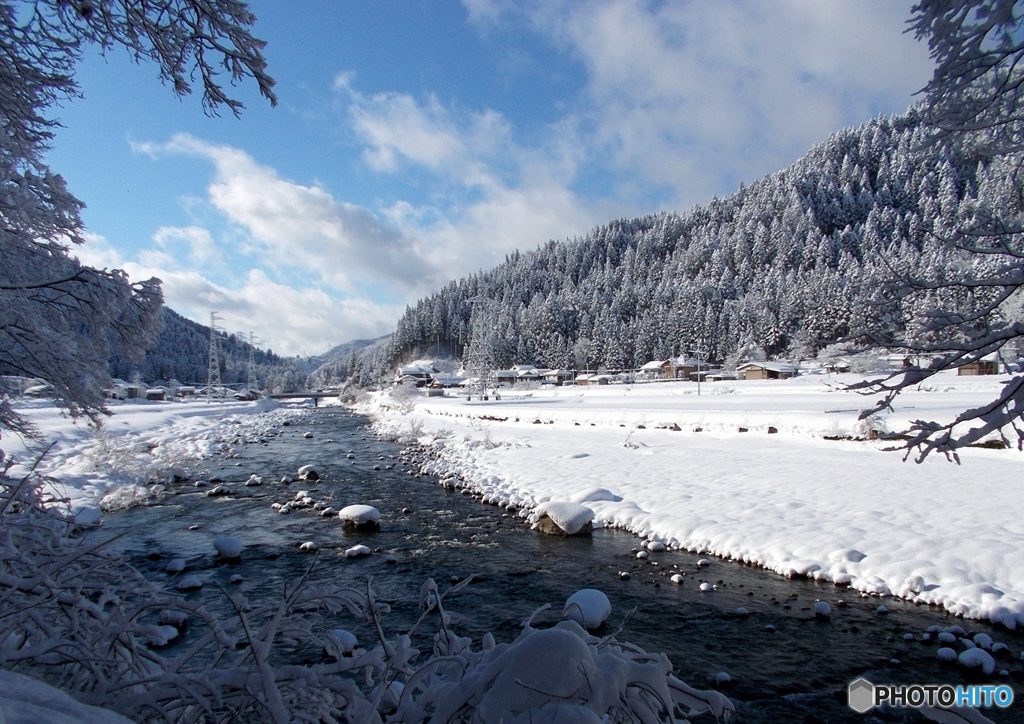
[95,407,1024,723]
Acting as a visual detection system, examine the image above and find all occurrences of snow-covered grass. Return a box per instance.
[359,371,1024,627]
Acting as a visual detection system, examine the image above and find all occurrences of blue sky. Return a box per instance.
[54,0,935,357]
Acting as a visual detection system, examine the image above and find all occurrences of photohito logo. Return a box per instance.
[847,678,1014,713]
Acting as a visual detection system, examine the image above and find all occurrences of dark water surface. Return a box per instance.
[97,407,1024,723]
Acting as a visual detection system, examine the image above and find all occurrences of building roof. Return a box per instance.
[737,361,796,373]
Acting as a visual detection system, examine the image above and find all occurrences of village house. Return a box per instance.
[543,369,574,385]
[736,362,797,380]
[957,353,999,376]
[639,357,704,380]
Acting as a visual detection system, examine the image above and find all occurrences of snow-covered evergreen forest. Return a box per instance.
[343,110,1019,383]
[108,308,312,392]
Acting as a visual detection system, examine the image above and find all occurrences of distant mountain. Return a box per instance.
[306,335,392,389]
[344,109,1014,383]
[108,307,312,392]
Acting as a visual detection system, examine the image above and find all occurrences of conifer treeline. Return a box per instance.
[326,110,1013,384]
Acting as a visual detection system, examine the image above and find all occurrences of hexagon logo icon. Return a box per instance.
[848,678,875,713]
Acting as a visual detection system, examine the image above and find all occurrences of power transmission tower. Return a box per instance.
[207,312,223,402]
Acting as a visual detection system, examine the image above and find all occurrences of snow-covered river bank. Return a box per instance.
[358,371,1024,629]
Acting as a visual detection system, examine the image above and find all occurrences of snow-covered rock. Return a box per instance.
[157,610,188,626]
[176,576,203,591]
[73,505,102,528]
[299,541,317,552]
[323,629,358,658]
[213,536,243,559]
[670,574,684,585]
[339,504,381,531]
[244,474,262,487]
[297,464,319,481]
[813,601,831,619]
[959,648,996,676]
[563,589,611,629]
[937,647,958,662]
[344,544,372,558]
[165,558,186,574]
[145,625,179,647]
[532,501,594,536]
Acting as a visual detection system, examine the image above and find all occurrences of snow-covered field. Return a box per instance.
[360,371,1024,627]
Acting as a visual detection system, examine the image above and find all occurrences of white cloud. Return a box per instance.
[153,225,220,264]
[135,134,434,295]
[339,84,597,273]
[73,232,399,356]
[463,0,934,208]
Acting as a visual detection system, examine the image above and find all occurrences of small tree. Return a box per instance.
[850,0,1024,461]
[0,1,276,436]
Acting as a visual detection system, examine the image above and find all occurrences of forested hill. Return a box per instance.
[108,307,312,392]
[353,109,1005,380]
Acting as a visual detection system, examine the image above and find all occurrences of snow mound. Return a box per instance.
[213,536,243,559]
[563,589,611,629]
[570,487,622,503]
[533,501,594,535]
[422,624,734,721]
[0,669,136,724]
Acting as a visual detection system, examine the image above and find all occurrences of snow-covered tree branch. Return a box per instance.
[0,0,276,435]
[842,1,1024,459]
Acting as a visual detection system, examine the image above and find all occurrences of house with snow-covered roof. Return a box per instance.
[640,357,704,380]
[957,352,1000,376]
[543,369,574,385]
[736,361,796,380]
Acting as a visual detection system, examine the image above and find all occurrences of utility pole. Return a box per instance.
[690,347,707,396]
[207,312,223,402]
[247,331,259,391]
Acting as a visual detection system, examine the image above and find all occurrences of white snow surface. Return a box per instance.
[361,372,1024,625]
[4,397,293,524]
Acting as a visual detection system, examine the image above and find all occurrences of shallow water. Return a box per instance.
[96,407,1024,723]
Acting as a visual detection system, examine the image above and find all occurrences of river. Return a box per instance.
[95,406,1023,723]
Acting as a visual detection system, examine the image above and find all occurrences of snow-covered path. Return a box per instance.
[362,372,1024,626]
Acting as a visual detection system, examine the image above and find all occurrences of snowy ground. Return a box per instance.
[1,396,302,526]
[358,371,1024,627]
